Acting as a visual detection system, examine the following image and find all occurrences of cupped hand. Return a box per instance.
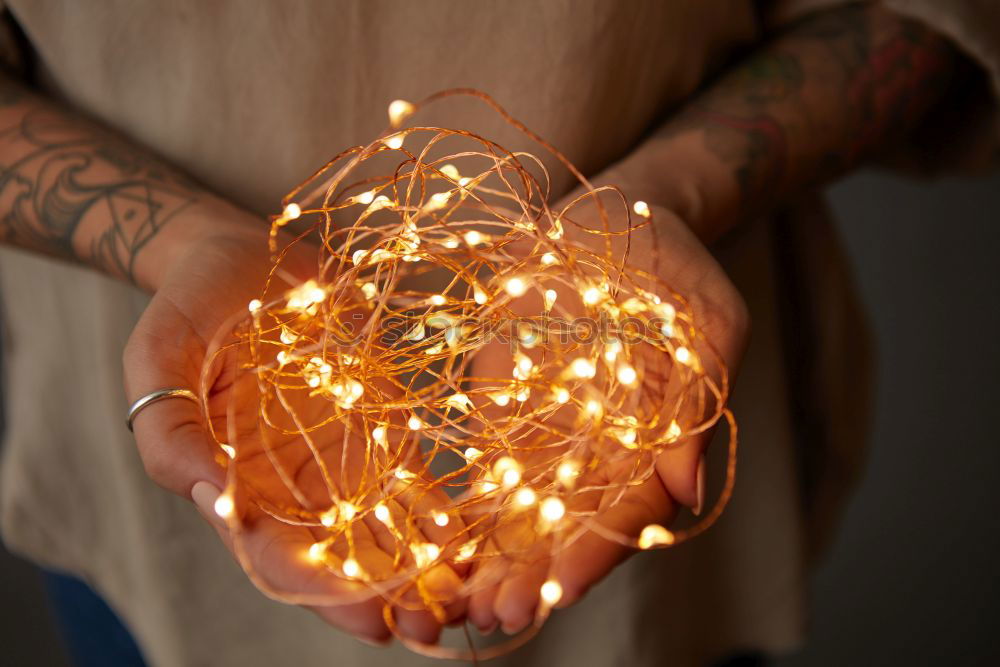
[122,214,463,644]
[464,202,749,635]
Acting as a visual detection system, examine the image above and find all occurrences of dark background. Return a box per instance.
[2,167,999,666]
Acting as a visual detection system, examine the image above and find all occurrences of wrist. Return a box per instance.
[598,129,741,244]
[134,200,267,293]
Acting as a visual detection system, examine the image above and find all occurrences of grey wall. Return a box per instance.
[1,168,998,665]
[776,169,1000,666]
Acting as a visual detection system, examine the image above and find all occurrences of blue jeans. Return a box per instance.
[43,571,146,667]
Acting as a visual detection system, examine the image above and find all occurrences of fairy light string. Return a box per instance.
[201,89,737,659]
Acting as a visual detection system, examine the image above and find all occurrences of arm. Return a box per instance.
[472,3,963,633]
[0,73,256,290]
[604,2,958,242]
[0,74,426,644]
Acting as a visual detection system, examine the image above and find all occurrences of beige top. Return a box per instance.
[0,2,996,665]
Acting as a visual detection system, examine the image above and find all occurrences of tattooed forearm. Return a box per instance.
[0,75,203,283]
[630,4,958,238]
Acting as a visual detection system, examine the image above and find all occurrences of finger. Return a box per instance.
[493,560,548,634]
[243,513,392,640]
[192,480,392,642]
[654,437,705,511]
[551,476,675,608]
[467,556,506,633]
[124,298,226,496]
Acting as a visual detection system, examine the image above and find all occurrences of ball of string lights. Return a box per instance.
[201,90,737,659]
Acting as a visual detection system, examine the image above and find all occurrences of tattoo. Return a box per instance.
[0,80,200,283]
[663,4,955,216]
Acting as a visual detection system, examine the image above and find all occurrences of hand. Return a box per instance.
[464,202,749,634]
[122,214,464,645]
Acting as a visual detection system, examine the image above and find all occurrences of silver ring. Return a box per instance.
[126,388,198,432]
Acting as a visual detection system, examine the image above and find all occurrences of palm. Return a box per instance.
[125,230,462,643]
[463,204,747,634]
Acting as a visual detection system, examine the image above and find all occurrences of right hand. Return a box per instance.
[123,212,465,645]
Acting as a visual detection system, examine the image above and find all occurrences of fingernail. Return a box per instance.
[477,621,498,636]
[357,635,390,648]
[693,455,706,516]
[191,481,224,525]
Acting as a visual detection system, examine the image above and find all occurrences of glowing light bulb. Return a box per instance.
[582,286,601,305]
[308,542,326,563]
[540,497,566,522]
[514,487,537,507]
[374,502,391,523]
[463,230,487,246]
[356,189,376,205]
[247,299,262,313]
[638,524,675,549]
[675,346,692,365]
[455,542,478,562]
[464,447,484,461]
[571,357,596,378]
[214,493,235,519]
[474,287,489,304]
[394,468,417,482]
[342,558,361,578]
[220,443,236,459]
[432,511,450,527]
[489,391,511,407]
[371,425,388,449]
[633,200,651,218]
[412,542,441,568]
[320,507,338,528]
[544,289,558,310]
[585,399,602,416]
[428,191,451,209]
[505,277,528,297]
[339,502,358,521]
[540,579,563,605]
[617,364,637,385]
[604,339,622,362]
[553,386,570,404]
[439,163,460,180]
[430,294,446,305]
[367,195,392,212]
[556,461,579,486]
[383,132,405,149]
[387,99,415,127]
[666,420,682,442]
[541,252,558,266]
[407,415,423,430]
[444,392,473,413]
[280,202,301,223]
[494,457,523,489]
[547,218,564,239]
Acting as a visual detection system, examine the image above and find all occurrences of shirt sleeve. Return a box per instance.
[766,0,1000,173]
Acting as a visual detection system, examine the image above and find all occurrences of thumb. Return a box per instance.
[124,294,226,498]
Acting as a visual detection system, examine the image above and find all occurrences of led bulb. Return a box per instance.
[540,579,563,605]
[383,133,405,149]
[387,99,415,127]
[571,357,596,379]
[214,493,235,519]
[617,364,638,385]
[342,558,361,578]
[540,497,566,522]
[638,524,675,549]
[505,277,528,297]
[514,487,537,507]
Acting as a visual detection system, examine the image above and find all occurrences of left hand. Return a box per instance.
[464,201,749,634]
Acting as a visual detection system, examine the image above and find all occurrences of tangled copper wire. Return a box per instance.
[201,90,737,659]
